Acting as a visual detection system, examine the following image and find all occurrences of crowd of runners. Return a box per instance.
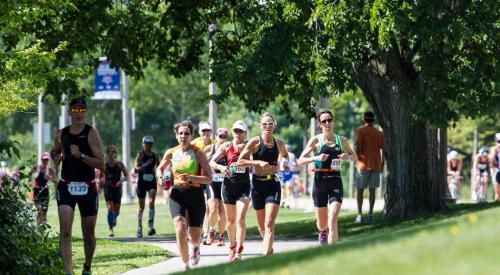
[1,96,499,274]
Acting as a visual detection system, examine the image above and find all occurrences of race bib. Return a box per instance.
[212,173,225,182]
[231,164,246,174]
[331,159,342,171]
[142,174,154,182]
[68,182,88,196]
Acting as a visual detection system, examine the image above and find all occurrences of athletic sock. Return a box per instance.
[138,211,143,228]
[107,212,114,229]
[148,208,155,229]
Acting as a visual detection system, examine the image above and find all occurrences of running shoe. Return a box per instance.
[354,215,362,223]
[206,230,215,245]
[233,246,243,261]
[137,227,143,238]
[82,263,91,275]
[318,231,327,246]
[190,246,201,266]
[367,214,373,222]
[202,232,209,245]
[108,228,114,237]
[184,263,190,271]
[229,243,237,261]
[148,227,156,236]
[217,233,225,247]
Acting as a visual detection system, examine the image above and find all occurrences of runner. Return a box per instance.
[191,121,214,244]
[134,136,160,237]
[204,128,228,246]
[490,133,500,201]
[279,144,298,209]
[29,152,57,225]
[101,145,128,237]
[237,113,290,255]
[473,147,490,202]
[447,150,463,198]
[50,97,104,274]
[297,110,357,245]
[209,120,251,260]
[156,120,212,271]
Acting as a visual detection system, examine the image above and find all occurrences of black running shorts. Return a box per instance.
[251,178,281,210]
[222,179,251,205]
[169,185,206,228]
[104,185,122,204]
[136,180,157,199]
[56,180,98,217]
[206,181,223,200]
[312,175,343,207]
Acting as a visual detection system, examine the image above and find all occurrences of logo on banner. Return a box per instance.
[93,59,121,100]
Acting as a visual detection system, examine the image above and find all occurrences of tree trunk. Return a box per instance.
[353,58,445,219]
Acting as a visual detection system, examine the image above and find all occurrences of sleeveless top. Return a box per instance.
[252,136,279,166]
[314,134,344,178]
[60,124,94,182]
[171,145,201,188]
[477,157,489,173]
[138,150,157,183]
[450,160,459,172]
[34,165,49,188]
[227,141,250,183]
[105,161,122,187]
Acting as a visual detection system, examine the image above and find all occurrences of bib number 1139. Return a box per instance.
[68,182,89,196]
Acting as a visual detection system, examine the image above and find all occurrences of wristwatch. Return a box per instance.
[80,153,86,160]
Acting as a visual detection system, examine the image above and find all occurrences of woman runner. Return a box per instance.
[156,120,212,271]
[298,110,356,245]
[237,113,290,255]
[210,120,251,260]
[101,145,128,237]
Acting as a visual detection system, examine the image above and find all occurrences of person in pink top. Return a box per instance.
[354,112,384,223]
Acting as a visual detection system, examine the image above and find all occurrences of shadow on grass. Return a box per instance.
[184,202,500,275]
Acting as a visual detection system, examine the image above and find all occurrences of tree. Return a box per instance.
[204,1,498,218]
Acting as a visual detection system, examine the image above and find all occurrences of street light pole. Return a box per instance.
[208,23,218,132]
[37,94,44,165]
[121,69,132,203]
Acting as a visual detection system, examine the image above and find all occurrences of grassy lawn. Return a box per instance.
[46,194,316,239]
[184,202,500,275]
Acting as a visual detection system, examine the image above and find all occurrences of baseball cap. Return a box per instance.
[142,136,154,143]
[232,120,248,132]
[217,128,228,135]
[69,97,87,108]
[41,152,50,160]
[199,121,212,131]
[495,133,500,142]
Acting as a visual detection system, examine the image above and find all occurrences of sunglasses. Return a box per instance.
[320,118,333,124]
[177,131,191,136]
[261,122,274,127]
[218,134,228,139]
[108,150,117,154]
[233,129,245,133]
[71,108,87,113]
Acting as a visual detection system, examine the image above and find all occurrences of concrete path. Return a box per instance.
[120,237,317,274]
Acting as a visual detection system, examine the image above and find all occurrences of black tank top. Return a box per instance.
[34,166,48,188]
[252,136,279,166]
[317,136,343,178]
[105,162,122,187]
[61,124,95,181]
[138,150,156,182]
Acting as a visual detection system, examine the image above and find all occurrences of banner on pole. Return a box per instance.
[93,59,121,100]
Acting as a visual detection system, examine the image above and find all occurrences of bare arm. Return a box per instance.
[236,137,263,167]
[355,129,362,156]
[297,136,324,167]
[156,149,173,178]
[82,128,105,171]
[339,137,357,161]
[50,130,63,166]
[119,161,129,182]
[134,152,143,172]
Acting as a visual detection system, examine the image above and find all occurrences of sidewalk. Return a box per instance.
[120,238,317,275]
[289,196,385,213]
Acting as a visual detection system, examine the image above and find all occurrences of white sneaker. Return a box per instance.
[354,215,362,223]
[190,246,201,266]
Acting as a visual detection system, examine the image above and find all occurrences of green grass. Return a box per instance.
[183,203,500,275]
[46,194,316,239]
[71,238,168,275]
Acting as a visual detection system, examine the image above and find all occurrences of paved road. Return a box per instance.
[120,237,317,274]
[119,198,383,274]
